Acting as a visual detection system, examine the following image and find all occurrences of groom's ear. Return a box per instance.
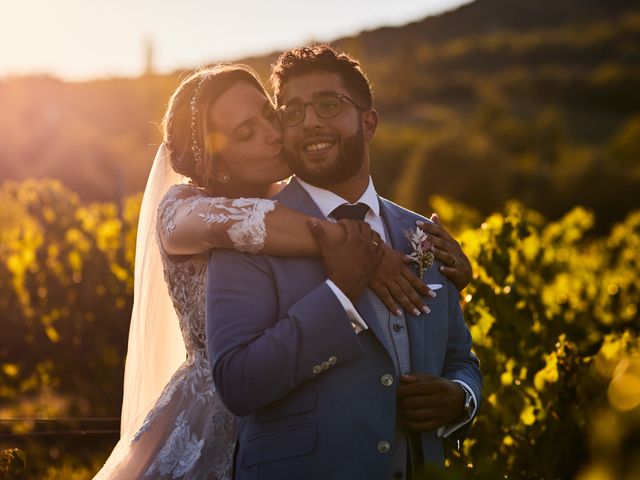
[361,109,378,142]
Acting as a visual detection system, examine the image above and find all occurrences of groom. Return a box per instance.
[206,45,482,479]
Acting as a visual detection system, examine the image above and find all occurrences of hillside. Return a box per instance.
[1,0,639,229]
[336,0,637,55]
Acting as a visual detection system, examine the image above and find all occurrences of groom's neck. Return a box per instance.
[324,176,369,204]
[310,162,371,204]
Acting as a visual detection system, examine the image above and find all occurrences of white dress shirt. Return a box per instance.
[297,177,382,332]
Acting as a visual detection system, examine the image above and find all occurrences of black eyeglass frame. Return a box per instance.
[277,92,366,127]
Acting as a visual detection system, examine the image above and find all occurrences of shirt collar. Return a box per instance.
[296,176,380,220]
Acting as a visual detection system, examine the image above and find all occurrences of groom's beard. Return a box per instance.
[283,124,365,188]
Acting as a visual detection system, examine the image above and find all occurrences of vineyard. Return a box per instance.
[1,179,638,479]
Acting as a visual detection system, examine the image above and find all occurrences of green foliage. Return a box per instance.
[40,459,103,480]
[1,179,639,477]
[0,449,26,480]
[445,202,640,479]
[0,179,138,412]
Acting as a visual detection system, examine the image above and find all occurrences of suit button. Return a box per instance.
[321,361,330,370]
[377,440,391,453]
[328,355,338,365]
[312,365,322,375]
[380,373,394,387]
[392,323,402,333]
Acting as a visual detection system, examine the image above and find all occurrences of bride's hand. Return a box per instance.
[418,214,472,292]
[369,244,435,316]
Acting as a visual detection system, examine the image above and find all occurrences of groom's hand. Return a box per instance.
[308,218,384,302]
[397,373,465,431]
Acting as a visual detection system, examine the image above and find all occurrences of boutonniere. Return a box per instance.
[406,226,434,279]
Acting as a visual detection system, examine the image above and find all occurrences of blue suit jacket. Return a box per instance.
[206,179,482,480]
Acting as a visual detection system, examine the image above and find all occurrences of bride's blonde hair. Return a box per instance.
[162,64,268,193]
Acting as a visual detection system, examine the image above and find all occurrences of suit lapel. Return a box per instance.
[277,178,326,219]
[379,198,426,372]
[378,198,411,255]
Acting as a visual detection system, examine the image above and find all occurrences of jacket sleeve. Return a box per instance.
[206,249,365,417]
[440,279,483,444]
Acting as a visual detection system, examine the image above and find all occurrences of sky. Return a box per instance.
[0,0,470,81]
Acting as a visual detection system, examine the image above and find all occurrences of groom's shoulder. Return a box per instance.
[379,196,432,225]
[273,177,303,206]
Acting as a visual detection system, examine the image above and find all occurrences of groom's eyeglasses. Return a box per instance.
[277,92,365,127]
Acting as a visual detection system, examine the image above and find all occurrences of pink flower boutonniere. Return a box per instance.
[406,226,434,279]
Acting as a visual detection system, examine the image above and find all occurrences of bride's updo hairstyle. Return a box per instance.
[162,64,268,193]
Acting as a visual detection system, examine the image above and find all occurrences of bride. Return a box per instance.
[93,64,471,479]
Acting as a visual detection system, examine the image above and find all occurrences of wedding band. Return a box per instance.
[372,240,379,247]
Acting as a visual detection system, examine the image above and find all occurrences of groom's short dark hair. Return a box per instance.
[271,45,373,110]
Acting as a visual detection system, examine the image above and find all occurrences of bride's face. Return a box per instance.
[207,82,291,193]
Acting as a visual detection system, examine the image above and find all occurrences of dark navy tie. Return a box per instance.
[331,203,369,221]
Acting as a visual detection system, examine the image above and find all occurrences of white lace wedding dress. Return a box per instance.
[94,183,276,480]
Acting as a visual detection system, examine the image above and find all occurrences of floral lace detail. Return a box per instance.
[159,184,199,237]
[159,184,276,254]
[224,198,276,253]
[133,353,215,441]
[144,411,205,479]
[197,197,276,253]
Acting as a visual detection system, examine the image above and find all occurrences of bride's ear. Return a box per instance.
[214,161,231,184]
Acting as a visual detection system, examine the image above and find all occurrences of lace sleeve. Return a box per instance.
[157,184,277,254]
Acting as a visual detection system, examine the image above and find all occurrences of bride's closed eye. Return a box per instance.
[234,126,254,141]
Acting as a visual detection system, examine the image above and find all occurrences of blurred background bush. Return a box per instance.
[1,180,638,478]
[1,0,639,478]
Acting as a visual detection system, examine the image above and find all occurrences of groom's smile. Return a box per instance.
[304,139,335,155]
[301,135,337,158]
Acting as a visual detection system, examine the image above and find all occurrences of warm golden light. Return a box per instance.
[608,355,640,412]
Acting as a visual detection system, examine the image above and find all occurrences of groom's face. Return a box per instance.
[279,72,367,187]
